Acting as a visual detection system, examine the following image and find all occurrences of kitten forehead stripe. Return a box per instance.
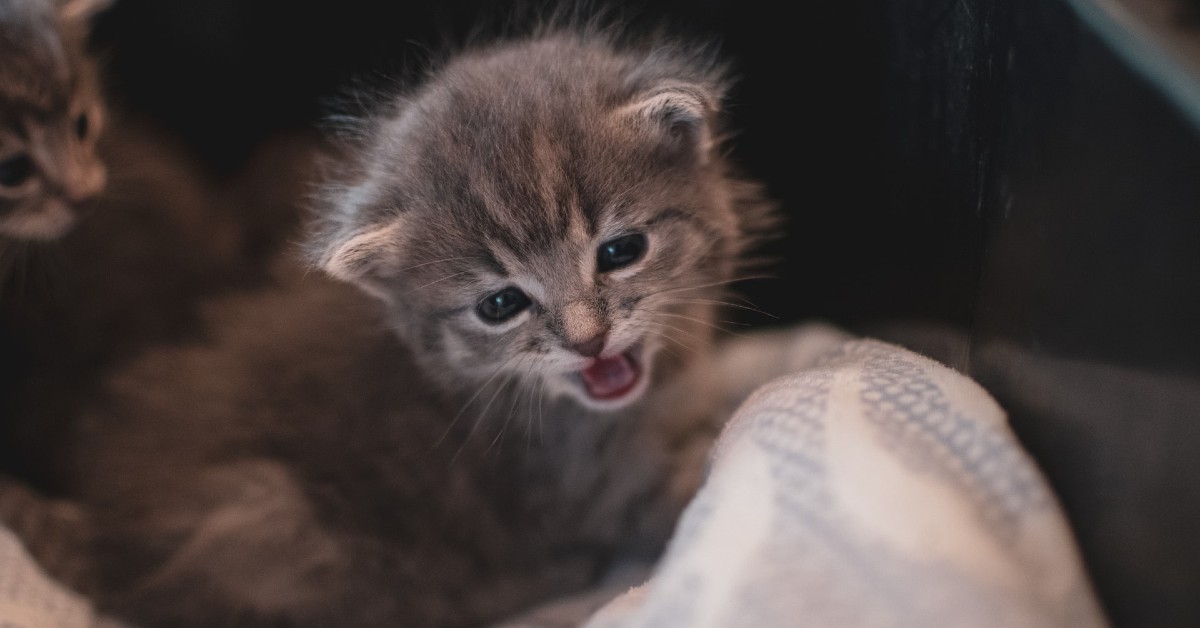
[479,248,508,277]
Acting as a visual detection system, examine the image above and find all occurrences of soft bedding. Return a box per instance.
[582,336,1108,628]
[0,526,117,628]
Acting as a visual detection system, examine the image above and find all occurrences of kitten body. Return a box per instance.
[0,0,110,240]
[53,31,785,627]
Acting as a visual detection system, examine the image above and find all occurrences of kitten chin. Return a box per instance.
[0,198,78,240]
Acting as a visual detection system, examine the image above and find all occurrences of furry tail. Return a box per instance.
[0,475,95,593]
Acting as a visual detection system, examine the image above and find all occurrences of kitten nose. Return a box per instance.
[562,300,609,357]
[64,165,106,204]
[570,330,608,358]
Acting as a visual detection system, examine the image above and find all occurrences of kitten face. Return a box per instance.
[0,0,110,240]
[313,35,773,411]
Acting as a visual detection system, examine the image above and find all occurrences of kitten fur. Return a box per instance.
[48,30,776,627]
[0,0,110,240]
[0,125,317,484]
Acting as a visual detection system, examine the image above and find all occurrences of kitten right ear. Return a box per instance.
[317,219,405,284]
[56,0,113,21]
[620,83,717,161]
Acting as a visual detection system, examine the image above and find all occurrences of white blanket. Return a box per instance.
[584,337,1108,628]
[0,526,119,628]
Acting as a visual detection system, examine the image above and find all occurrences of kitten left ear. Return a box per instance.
[621,83,717,161]
[318,219,405,285]
[57,0,113,21]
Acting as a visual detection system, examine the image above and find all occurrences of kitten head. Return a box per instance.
[0,0,110,240]
[311,33,774,411]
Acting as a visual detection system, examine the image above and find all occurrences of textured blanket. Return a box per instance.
[583,337,1108,628]
[0,526,119,628]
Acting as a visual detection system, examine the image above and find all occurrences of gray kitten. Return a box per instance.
[0,0,109,240]
[49,30,790,628]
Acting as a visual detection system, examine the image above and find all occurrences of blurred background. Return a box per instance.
[35,0,1200,624]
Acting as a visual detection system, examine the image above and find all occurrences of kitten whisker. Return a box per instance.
[649,336,685,364]
[640,323,704,357]
[636,308,749,338]
[522,357,545,455]
[30,243,69,299]
[648,330,703,358]
[731,292,772,310]
[512,354,541,417]
[490,354,540,457]
[29,245,48,295]
[627,311,705,357]
[459,362,522,462]
[511,355,544,453]
[657,297,778,319]
[0,240,19,293]
[434,356,518,449]
[395,256,485,274]
[642,319,712,347]
[641,274,774,300]
[12,240,31,302]
[520,358,552,451]
[405,270,472,295]
[536,368,548,446]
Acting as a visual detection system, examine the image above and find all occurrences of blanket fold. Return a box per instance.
[585,337,1107,628]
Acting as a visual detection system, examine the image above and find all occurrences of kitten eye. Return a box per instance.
[75,113,89,139]
[597,233,647,273]
[0,154,34,187]
[476,287,532,324]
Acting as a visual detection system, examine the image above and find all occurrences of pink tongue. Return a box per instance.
[580,353,639,400]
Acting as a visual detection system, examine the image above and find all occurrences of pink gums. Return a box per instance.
[580,352,641,400]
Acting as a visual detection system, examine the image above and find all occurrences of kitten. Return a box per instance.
[53,30,782,627]
[0,0,110,241]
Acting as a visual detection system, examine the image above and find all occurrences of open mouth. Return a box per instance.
[579,349,642,402]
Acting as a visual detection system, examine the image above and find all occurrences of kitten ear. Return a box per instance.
[317,219,405,284]
[56,0,113,21]
[621,83,717,161]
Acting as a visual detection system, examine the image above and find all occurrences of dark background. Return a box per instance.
[89,0,904,327]
[83,0,1200,625]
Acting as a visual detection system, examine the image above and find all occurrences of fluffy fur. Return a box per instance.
[309,31,774,406]
[42,30,782,627]
[0,0,110,240]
